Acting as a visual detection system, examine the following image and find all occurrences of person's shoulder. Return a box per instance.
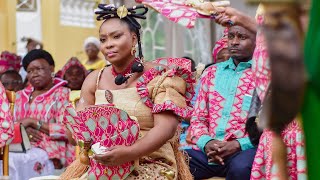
[202,63,219,76]
[85,68,103,82]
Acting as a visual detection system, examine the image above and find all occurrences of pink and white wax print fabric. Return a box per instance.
[0,51,22,74]
[64,104,140,179]
[251,120,306,180]
[136,0,208,28]
[14,78,74,166]
[252,6,271,102]
[0,82,14,148]
[153,57,192,72]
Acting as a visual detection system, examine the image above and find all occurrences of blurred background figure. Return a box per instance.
[22,37,43,53]
[82,36,106,72]
[56,57,88,108]
[0,51,23,91]
[212,28,230,64]
[57,57,87,91]
[0,70,23,92]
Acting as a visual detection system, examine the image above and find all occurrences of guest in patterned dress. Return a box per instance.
[63,4,195,180]
[57,57,88,109]
[0,81,14,148]
[9,49,74,180]
[82,37,106,72]
[57,57,88,91]
[187,25,257,180]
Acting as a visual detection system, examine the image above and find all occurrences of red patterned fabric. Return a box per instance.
[0,82,14,147]
[212,28,228,63]
[252,10,271,102]
[136,0,209,28]
[136,66,195,119]
[153,57,192,72]
[14,78,74,166]
[64,105,140,179]
[251,120,306,179]
[0,51,22,74]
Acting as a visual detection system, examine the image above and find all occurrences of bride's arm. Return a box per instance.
[131,111,179,157]
[76,70,99,111]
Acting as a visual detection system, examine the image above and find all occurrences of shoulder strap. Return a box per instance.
[96,67,106,90]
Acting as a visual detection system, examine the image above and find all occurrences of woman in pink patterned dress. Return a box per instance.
[0,81,14,148]
[212,4,307,180]
[9,49,74,180]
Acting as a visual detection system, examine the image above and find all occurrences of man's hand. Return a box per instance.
[214,7,243,27]
[205,140,225,165]
[208,140,241,160]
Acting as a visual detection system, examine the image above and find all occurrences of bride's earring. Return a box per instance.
[131,46,136,56]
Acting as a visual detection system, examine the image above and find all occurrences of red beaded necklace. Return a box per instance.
[111,58,137,77]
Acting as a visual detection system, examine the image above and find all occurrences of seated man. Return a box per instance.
[187,25,256,180]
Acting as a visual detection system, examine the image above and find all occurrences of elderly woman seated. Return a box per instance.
[8,49,74,180]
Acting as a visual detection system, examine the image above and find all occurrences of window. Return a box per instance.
[17,0,37,12]
[125,1,214,64]
[60,0,97,28]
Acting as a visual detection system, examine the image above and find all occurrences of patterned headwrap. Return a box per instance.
[56,57,88,79]
[212,28,228,63]
[0,51,22,74]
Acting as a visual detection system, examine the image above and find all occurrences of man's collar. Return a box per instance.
[223,58,252,71]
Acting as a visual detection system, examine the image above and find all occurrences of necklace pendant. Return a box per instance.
[105,90,113,104]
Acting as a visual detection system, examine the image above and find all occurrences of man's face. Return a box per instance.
[228,26,256,62]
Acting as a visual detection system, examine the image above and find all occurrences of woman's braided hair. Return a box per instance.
[95,4,148,85]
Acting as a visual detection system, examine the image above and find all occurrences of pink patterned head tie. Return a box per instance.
[135,0,210,28]
[57,57,88,79]
[212,28,228,63]
[0,51,22,74]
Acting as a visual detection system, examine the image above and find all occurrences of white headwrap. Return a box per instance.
[83,36,100,50]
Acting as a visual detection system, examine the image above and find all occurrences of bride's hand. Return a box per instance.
[93,145,137,166]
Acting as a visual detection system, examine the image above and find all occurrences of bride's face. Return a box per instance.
[99,18,137,66]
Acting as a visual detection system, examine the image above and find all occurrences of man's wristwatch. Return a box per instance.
[36,121,43,130]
